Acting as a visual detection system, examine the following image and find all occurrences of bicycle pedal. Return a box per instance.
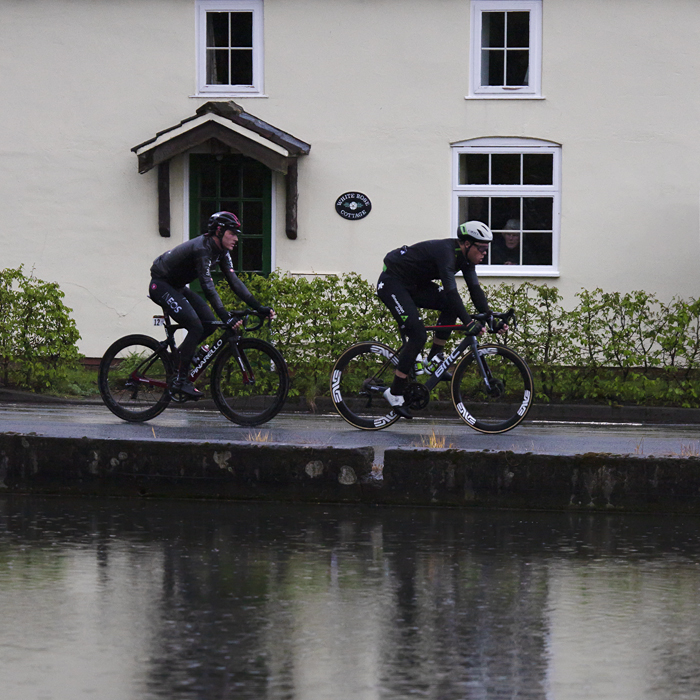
[168,390,188,404]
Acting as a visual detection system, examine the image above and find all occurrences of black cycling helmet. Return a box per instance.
[207,211,241,237]
[457,220,493,243]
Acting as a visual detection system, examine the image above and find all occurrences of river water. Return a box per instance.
[1,496,699,700]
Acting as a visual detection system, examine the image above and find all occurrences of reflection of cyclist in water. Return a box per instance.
[149,211,274,399]
[376,221,505,419]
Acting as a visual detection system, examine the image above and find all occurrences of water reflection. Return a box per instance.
[1,497,700,699]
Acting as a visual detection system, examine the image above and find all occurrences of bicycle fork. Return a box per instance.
[228,335,255,386]
[468,336,496,393]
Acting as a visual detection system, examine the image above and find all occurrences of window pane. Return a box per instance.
[207,49,229,84]
[459,154,489,185]
[206,13,229,48]
[490,197,520,230]
[506,12,529,48]
[491,154,520,185]
[230,50,253,85]
[220,165,240,199]
[458,197,489,226]
[230,12,253,47]
[506,50,529,86]
[219,201,241,220]
[523,154,553,185]
[242,160,267,198]
[491,229,522,265]
[523,232,552,265]
[482,12,505,48]
[241,237,263,272]
[241,201,263,235]
[482,49,504,86]
[200,167,217,198]
[523,197,553,230]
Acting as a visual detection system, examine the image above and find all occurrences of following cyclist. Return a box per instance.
[376,220,506,419]
[149,211,274,399]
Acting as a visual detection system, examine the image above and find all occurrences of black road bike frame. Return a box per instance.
[152,310,265,394]
[409,309,515,391]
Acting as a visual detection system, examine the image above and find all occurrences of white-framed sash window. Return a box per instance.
[452,138,560,277]
[469,0,542,98]
[196,0,264,96]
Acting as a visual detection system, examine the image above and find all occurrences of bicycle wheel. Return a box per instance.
[451,344,534,434]
[211,337,289,426]
[331,342,401,430]
[99,334,173,422]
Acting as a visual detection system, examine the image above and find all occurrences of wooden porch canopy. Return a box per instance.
[131,101,311,239]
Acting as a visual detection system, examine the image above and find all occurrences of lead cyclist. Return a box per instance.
[376,220,507,419]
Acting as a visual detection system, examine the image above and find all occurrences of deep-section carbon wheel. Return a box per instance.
[451,344,534,434]
[330,342,401,430]
[99,334,173,422]
[211,337,289,426]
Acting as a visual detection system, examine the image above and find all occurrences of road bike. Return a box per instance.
[99,310,289,426]
[330,309,533,433]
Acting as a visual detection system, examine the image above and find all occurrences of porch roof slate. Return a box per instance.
[131,101,311,174]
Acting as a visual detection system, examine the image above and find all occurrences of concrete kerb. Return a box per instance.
[2,433,700,513]
[382,448,700,513]
[0,434,375,502]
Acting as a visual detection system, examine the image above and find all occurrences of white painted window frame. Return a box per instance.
[195,0,265,97]
[468,0,542,99]
[451,138,561,277]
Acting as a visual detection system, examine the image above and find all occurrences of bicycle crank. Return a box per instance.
[404,382,430,410]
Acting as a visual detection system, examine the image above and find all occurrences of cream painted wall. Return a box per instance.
[1,0,699,355]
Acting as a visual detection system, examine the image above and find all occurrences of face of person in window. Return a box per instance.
[503,231,520,250]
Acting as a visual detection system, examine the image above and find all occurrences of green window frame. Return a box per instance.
[189,154,272,276]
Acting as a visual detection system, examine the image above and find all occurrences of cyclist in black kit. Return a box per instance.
[149,211,274,399]
[376,220,505,418]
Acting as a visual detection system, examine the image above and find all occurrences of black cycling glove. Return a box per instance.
[223,311,242,327]
[464,318,483,336]
[257,306,273,318]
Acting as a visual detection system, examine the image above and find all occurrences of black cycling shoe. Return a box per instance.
[169,375,202,401]
[383,388,413,419]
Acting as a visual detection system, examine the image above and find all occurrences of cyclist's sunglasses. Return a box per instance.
[471,243,490,253]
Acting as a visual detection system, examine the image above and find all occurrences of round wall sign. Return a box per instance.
[335,192,372,220]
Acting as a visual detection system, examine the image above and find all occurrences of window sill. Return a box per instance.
[465,94,545,100]
[190,93,268,99]
[476,267,560,278]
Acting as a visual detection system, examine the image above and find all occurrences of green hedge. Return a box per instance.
[0,266,82,391]
[220,272,700,408]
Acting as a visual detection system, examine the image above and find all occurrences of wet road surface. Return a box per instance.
[1,402,698,462]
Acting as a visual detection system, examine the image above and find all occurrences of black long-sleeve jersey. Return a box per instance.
[150,235,261,319]
[382,238,490,324]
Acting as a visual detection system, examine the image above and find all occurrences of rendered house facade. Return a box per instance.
[1,0,698,355]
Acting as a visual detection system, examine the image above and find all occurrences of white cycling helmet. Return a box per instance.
[457,220,493,243]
